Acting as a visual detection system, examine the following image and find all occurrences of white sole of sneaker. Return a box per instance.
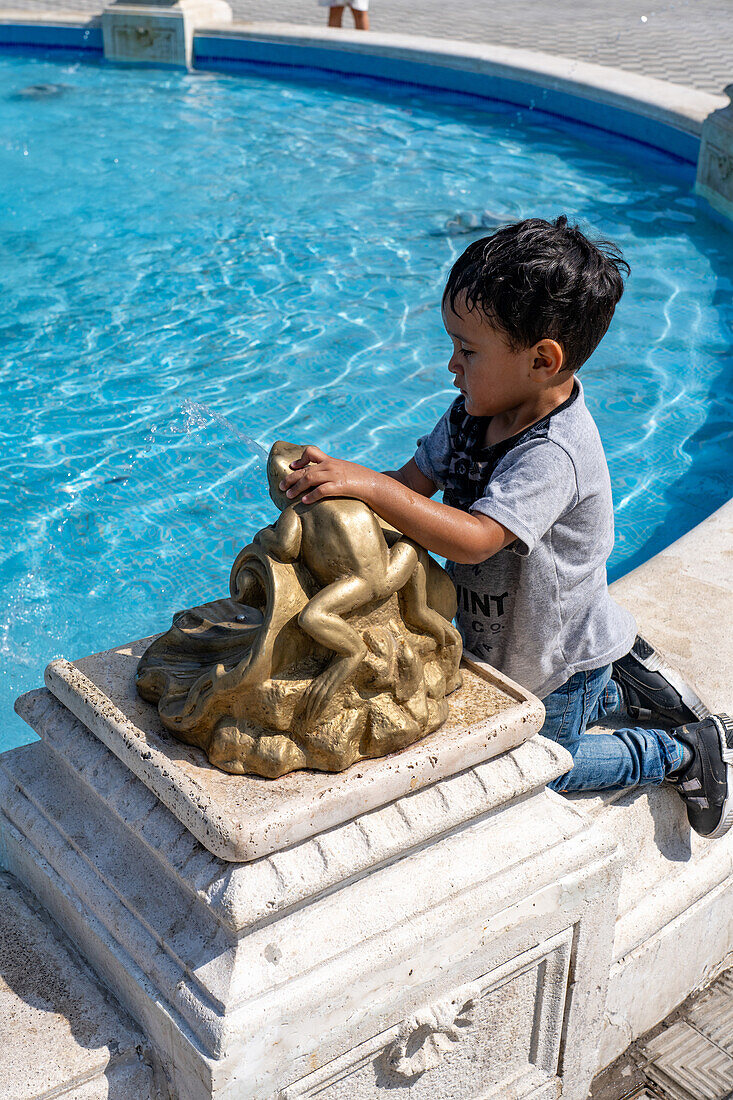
[636,642,711,722]
[706,714,733,840]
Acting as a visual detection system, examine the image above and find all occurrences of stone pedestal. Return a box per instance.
[696,83,733,220]
[102,0,232,69]
[0,640,622,1099]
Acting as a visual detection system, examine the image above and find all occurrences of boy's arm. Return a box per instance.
[382,457,439,498]
[279,447,515,565]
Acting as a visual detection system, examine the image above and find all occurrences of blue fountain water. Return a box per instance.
[1,52,731,751]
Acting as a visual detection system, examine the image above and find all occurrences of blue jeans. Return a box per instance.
[541,664,684,792]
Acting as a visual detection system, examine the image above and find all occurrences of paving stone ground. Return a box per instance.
[5,0,733,94]
[591,968,733,1100]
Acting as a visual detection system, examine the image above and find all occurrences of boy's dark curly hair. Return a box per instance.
[443,216,630,373]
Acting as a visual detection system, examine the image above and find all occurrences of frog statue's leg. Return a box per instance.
[399,546,463,652]
[298,539,420,725]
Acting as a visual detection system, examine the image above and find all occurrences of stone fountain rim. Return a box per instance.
[0,12,726,164]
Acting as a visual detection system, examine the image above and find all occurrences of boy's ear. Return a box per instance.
[532,339,564,377]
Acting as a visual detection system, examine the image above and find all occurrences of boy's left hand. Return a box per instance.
[279,446,379,506]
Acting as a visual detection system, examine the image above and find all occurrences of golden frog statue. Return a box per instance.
[136,441,463,778]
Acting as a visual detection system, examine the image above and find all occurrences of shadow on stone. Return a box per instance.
[0,872,156,1099]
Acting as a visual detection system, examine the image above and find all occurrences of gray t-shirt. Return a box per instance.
[414,380,636,698]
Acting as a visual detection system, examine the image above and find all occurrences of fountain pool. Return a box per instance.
[1,50,731,751]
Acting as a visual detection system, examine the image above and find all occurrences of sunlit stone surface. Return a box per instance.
[0,872,158,1099]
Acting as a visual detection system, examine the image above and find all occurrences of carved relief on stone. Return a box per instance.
[137,441,463,778]
[383,989,479,1079]
[110,24,177,64]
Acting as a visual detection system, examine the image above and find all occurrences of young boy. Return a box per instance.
[279,216,732,839]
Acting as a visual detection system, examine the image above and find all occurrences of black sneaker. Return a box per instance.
[668,714,733,839]
[612,635,710,727]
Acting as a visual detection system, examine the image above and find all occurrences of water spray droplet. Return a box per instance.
[180,400,268,469]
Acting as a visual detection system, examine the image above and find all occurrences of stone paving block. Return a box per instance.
[0,871,157,1100]
[641,1021,733,1100]
[687,973,733,1057]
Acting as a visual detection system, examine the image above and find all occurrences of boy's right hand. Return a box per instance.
[279,446,382,508]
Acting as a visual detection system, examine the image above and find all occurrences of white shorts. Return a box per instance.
[318,0,369,9]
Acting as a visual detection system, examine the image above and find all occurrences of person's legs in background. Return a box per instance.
[322,1,370,30]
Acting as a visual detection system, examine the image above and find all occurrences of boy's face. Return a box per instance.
[442,295,555,418]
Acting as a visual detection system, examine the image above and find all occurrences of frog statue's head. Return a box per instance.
[267,440,305,511]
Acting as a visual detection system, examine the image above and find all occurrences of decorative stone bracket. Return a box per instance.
[383,987,479,1079]
[696,83,733,220]
[102,0,232,69]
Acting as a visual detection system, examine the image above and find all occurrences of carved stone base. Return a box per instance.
[102,0,232,69]
[1,653,622,1099]
[695,84,733,221]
